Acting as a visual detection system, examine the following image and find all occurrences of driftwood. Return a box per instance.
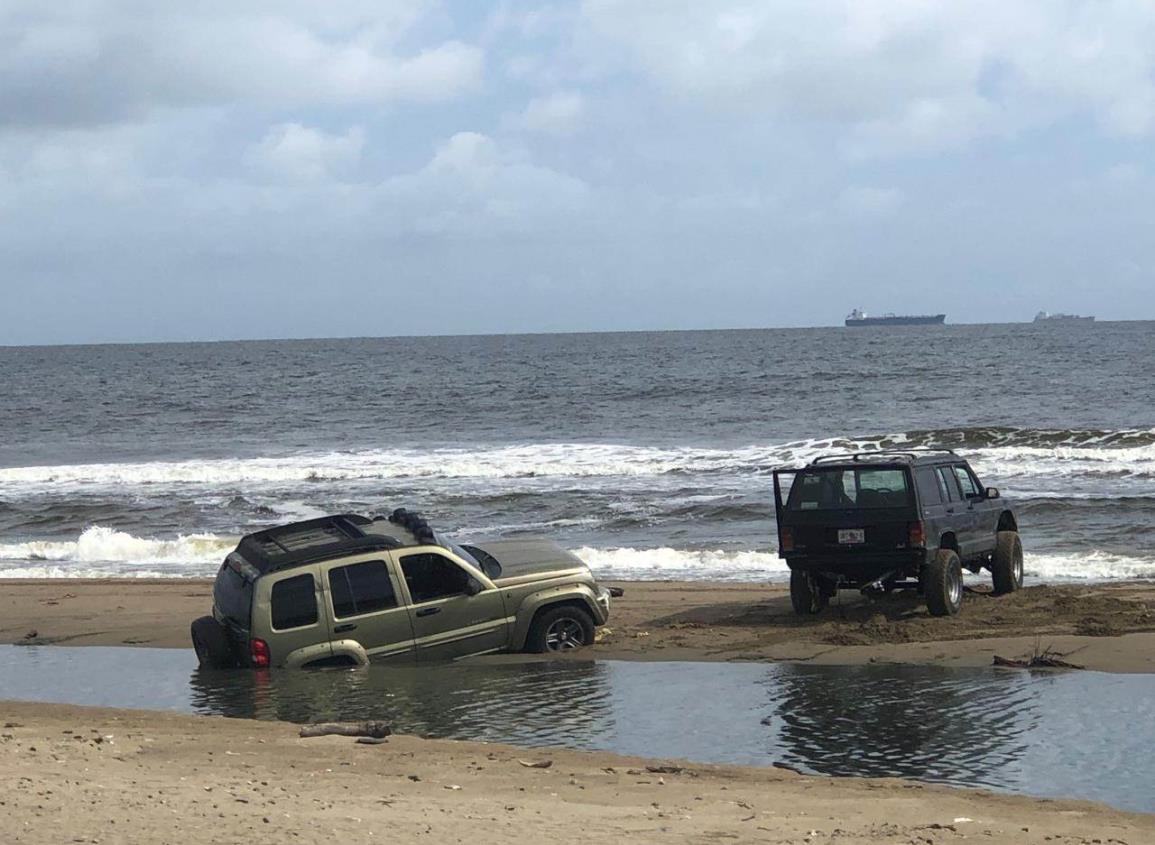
[299,721,392,739]
[993,653,1084,670]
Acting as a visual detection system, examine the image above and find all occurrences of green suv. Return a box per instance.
[190,510,612,669]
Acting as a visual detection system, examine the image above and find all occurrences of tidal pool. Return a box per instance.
[2,645,1152,813]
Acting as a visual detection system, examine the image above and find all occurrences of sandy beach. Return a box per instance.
[3,578,1155,672]
[1,700,1151,845]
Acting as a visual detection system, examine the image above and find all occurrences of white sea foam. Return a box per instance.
[576,546,789,582]
[0,526,234,567]
[2,434,1152,494]
[0,527,1150,583]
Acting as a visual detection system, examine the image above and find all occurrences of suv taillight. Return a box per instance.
[780,526,795,553]
[250,637,270,668]
[908,521,926,548]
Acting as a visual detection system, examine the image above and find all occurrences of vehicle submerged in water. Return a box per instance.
[772,449,1023,617]
[845,308,946,327]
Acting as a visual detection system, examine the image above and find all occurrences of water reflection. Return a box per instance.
[189,659,616,747]
[766,664,1041,789]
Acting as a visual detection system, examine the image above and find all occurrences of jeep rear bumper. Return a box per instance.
[784,550,927,588]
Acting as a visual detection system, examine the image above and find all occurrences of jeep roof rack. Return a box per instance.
[809,447,959,466]
[236,513,412,574]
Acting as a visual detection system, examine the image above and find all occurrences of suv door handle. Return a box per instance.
[415,607,441,618]
[333,623,356,633]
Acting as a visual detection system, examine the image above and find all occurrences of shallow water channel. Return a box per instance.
[2,646,1153,813]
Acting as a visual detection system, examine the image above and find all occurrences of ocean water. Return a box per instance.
[1,322,1152,582]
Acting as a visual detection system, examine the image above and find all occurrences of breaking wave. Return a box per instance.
[0,526,234,572]
[1,427,1153,490]
[1,528,1150,584]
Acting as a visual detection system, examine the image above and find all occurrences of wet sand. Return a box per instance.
[2,700,1151,845]
[3,578,1155,672]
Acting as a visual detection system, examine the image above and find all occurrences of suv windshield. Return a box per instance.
[787,467,913,510]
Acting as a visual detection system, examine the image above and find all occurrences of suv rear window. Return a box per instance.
[270,574,318,630]
[329,561,397,618]
[787,467,913,510]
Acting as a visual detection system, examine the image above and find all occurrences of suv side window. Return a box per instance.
[329,560,397,619]
[270,574,318,630]
[936,466,958,502]
[952,465,979,498]
[400,553,473,604]
[914,468,942,505]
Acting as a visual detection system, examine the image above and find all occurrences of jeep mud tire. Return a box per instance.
[191,616,234,668]
[991,530,1024,595]
[527,605,596,653]
[789,570,829,615]
[924,549,963,617]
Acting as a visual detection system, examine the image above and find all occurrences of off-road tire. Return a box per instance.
[991,531,1024,595]
[526,605,596,653]
[924,549,963,617]
[190,616,234,668]
[790,570,829,615]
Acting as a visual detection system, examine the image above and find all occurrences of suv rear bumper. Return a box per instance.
[784,549,927,587]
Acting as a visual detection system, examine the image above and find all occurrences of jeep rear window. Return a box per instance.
[329,561,397,619]
[787,467,912,510]
[270,574,318,630]
[213,562,253,628]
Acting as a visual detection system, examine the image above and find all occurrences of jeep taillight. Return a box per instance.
[250,637,270,668]
[908,521,926,548]
[780,526,795,553]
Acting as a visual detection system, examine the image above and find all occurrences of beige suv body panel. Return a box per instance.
[248,538,607,668]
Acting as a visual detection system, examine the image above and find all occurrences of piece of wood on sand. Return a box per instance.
[299,721,393,739]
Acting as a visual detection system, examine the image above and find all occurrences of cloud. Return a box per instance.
[385,132,591,234]
[836,185,904,218]
[514,91,586,136]
[0,2,483,129]
[246,124,365,183]
[577,0,1155,153]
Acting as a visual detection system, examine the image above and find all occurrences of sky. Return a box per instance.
[2,1,1154,344]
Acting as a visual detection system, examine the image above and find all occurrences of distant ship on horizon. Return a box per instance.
[1034,311,1095,323]
[845,308,946,327]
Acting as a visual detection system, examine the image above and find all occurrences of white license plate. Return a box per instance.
[838,529,865,545]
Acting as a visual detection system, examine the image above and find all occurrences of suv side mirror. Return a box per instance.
[464,578,483,597]
[985,487,1000,500]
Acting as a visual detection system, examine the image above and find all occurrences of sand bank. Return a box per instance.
[1,700,1151,845]
[2,579,1155,672]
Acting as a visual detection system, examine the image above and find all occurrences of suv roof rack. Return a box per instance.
[237,513,404,574]
[809,447,959,466]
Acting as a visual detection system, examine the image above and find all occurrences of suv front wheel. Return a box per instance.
[923,549,963,617]
[789,570,829,615]
[527,605,596,653]
[991,531,1024,595]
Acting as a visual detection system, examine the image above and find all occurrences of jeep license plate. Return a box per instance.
[838,529,865,545]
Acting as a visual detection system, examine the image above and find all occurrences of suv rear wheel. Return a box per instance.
[527,605,596,653]
[191,616,235,669]
[924,549,963,617]
[789,570,829,615]
[991,531,1024,595]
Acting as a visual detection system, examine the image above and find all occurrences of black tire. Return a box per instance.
[526,605,596,653]
[991,531,1024,595]
[924,549,963,617]
[190,616,235,668]
[790,570,829,615]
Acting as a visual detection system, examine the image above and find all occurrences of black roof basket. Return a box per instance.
[810,447,959,465]
[237,513,403,574]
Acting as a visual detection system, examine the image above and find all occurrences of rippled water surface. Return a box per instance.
[2,645,1153,813]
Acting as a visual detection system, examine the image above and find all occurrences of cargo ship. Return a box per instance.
[845,309,946,327]
[1034,311,1094,323]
